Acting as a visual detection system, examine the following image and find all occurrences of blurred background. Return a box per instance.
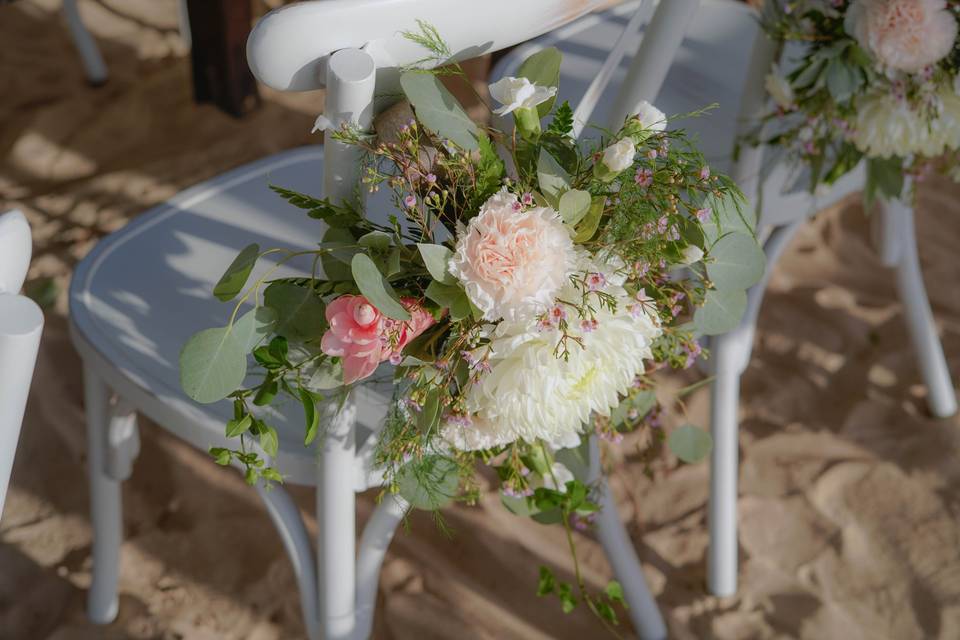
[2,1,960,638]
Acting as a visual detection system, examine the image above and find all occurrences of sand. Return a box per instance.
[2,1,960,638]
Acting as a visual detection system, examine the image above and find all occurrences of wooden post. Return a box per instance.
[186,0,260,117]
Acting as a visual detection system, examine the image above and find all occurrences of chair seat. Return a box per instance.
[69,147,394,486]
[493,0,865,228]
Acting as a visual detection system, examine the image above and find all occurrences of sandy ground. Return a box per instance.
[3,1,960,638]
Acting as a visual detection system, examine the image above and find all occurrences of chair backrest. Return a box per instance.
[0,210,44,519]
[248,0,619,92]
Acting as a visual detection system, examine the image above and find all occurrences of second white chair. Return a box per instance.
[493,0,957,597]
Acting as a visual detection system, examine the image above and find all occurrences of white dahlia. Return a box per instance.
[443,260,662,451]
[852,87,960,158]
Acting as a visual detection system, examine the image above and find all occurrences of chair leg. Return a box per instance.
[61,0,108,86]
[705,221,803,597]
[317,394,358,640]
[878,199,958,418]
[355,493,408,640]
[83,363,124,624]
[256,484,320,640]
[588,436,667,640]
[706,334,745,598]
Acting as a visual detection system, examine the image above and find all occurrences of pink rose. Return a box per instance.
[448,188,577,322]
[848,0,957,73]
[321,295,435,384]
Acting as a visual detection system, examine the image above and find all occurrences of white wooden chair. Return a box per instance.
[0,210,44,519]
[67,1,678,638]
[493,0,958,598]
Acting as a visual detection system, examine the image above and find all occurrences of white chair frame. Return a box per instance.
[491,0,958,600]
[0,210,44,519]
[72,1,699,638]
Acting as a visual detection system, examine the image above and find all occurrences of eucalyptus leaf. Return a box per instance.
[537,148,570,207]
[400,71,480,151]
[559,189,591,226]
[668,424,713,463]
[501,493,540,517]
[865,156,905,205]
[397,455,460,511]
[264,282,326,341]
[573,196,605,243]
[793,58,825,90]
[358,231,392,252]
[306,359,344,391]
[693,289,748,336]
[321,227,355,281]
[234,306,277,351]
[180,325,248,404]
[214,243,260,302]
[351,253,410,320]
[516,47,561,117]
[417,243,457,285]
[425,280,472,321]
[825,57,862,103]
[417,389,441,433]
[707,232,766,291]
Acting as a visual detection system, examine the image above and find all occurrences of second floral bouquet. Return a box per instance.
[179,25,765,623]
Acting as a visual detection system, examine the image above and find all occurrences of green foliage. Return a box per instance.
[694,289,748,336]
[537,148,570,207]
[707,232,766,292]
[351,253,410,320]
[180,325,248,404]
[545,100,574,138]
[866,157,905,206]
[400,71,480,151]
[268,184,359,227]
[397,455,460,510]
[264,282,326,342]
[213,243,260,302]
[300,386,320,446]
[425,281,472,321]
[559,189,591,226]
[516,47,562,117]
[417,243,456,285]
[668,424,714,463]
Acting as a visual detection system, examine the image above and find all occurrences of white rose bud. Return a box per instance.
[488,77,557,116]
[681,245,704,264]
[764,64,795,110]
[632,100,666,132]
[601,138,636,173]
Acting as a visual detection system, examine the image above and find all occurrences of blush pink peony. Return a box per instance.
[448,188,577,322]
[847,0,957,73]
[321,295,435,384]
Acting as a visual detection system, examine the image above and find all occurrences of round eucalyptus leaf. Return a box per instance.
[668,424,713,464]
[707,232,765,291]
[693,289,748,336]
[180,326,247,404]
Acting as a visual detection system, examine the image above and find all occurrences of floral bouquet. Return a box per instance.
[179,24,764,625]
[755,0,960,202]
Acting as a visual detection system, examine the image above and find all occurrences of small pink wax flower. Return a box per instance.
[321,295,435,384]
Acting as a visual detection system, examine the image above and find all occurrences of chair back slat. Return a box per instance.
[0,210,43,519]
[606,0,702,128]
[248,0,616,92]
